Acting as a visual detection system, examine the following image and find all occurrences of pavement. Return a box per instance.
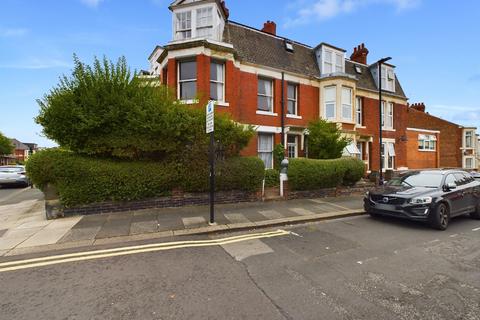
[0,186,364,257]
[0,213,479,319]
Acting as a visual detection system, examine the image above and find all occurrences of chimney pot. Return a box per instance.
[350,43,369,64]
[261,20,277,35]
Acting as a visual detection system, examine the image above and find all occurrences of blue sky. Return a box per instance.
[0,0,479,147]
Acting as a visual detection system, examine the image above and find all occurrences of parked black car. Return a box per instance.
[364,169,480,230]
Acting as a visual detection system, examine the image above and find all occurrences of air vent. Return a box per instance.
[354,65,362,74]
[285,42,294,52]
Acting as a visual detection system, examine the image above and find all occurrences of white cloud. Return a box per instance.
[285,0,421,27]
[0,28,28,37]
[80,0,104,8]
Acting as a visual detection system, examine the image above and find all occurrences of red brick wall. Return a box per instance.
[408,108,462,168]
[406,130,440,169]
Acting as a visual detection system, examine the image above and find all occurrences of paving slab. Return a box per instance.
[95,216,132,239]
[224,213,251,224]
[58,226,102,243]
[0,236,28,250]
[182,216,207,229]
[3,226,44,239]
[258,210,284,220]
[0,228,7,237]
[130,220,159,235]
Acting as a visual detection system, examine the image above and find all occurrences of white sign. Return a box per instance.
[206,101,214,133]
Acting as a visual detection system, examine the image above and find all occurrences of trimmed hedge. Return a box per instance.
[287,157,365,191]
[264,169,280,187]
[26,149,264,207]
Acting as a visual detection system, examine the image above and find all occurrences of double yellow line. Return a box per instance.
[0,229,291,273]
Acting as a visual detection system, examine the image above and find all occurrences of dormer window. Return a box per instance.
[380,65,395,92]
[316,44,345,75]
[176,11,192,40]
[196,7,213,37]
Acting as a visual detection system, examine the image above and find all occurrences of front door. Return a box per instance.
[287,135,298,158]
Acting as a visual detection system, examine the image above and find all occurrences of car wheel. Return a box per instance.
[470,202,480,220]
[429,203,449,230]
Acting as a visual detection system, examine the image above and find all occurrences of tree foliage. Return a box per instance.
[36,55,253,160]
[0,132,13,156]
[307,119,350,159]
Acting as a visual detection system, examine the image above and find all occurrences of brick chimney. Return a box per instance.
[350,43,369,64]
[220,0,230,19]
[410,102,426,112]
[261,21,276,35]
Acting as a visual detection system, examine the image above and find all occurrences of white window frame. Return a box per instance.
[210,60,225,102]
[287,83,298,116]
[258,133,274,169]
[322,47,344,75]
[465,157,474,169]
[324,86,336,120]
[381,101,394,130]
[381,142,395,170]
[287,135,298,158]
[355,97,363,126]
[418,134,437,151]
[356,142,363,161]
[380,65,395,92]
[341,87,353,121]
[465,131,474,148]
[175,11,192,40]
[257,77,274,113]
[177,60,197,101]
[196,7,213,37]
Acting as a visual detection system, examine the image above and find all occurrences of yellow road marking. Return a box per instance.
[0,230,291,273]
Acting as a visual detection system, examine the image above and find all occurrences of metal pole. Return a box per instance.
[378,64,383,186]
[209,130,215,224]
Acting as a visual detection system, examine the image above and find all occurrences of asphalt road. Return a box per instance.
[1,213,479,320]
[0,186,43,206]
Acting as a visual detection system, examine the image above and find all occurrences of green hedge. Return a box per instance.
[287,157,365,191]
[26,149,264,207]
[264,169,279,187]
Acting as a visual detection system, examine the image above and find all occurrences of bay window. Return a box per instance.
[341,87,352,121]
[196,7,213,37]
[380,65,395,92]
[258,77,273,112]
[355,97,363,126]
[324,86,336,119]
[178,60,197,100]
[258,133,274,169]
[210,60,224,102]
[287,83,298,115]
[175,11,192,40]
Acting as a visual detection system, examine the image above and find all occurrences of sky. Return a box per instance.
[0,0,479,147]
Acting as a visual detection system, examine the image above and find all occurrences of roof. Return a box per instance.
[9,139,28,150]
[223,21,407,98]
[223,22,320,78]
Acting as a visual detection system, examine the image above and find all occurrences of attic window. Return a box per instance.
[285,42,294,52]
[354,65,362,74]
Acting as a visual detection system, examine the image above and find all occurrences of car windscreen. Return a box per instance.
[0,167,23,173]
[387,173,443,188]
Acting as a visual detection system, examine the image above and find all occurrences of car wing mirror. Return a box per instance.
[445,182,457,190]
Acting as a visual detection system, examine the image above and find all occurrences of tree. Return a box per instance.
[36,55,253,160]
[307,119,350,159]
[0,132,13,156]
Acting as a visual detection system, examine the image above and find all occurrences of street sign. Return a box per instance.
[206,101,214,134]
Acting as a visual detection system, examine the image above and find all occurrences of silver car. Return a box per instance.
[0,166,30,187]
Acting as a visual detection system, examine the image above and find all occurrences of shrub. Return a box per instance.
[0,132,13,156]
[307,119,350,159]
[35,55,253,160]
[264,169,279,187]
[287,157,364,191]
[273,144,284,170]
[26,149,264,207]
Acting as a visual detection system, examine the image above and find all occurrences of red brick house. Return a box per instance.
[408,103,478,169]
[148,0,437,172]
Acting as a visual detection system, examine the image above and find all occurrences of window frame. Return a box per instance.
[324,85,336,120]
[355,97,363,126]
[341,87,353,121]
[465,131,473,148]
[381,142,395,170]
[381,101,394,129]
[177,60,197,101]
[287,135,298,159]
[257,133,274,169]
[209,60,225,102]
[418,134,437,151]
[287,83,298,116]
[257,77,274,113]
[322,47,344,75]
[196,7,213,37]
[175,11,192,40]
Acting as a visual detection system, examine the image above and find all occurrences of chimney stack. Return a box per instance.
[261,21,277,35]
[350,43,369,64]
[410,102,426,113]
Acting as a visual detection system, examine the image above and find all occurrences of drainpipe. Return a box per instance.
[281,72,285,148]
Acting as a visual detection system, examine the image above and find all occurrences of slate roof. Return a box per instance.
[223,21,407,99]
[10,139,28,150]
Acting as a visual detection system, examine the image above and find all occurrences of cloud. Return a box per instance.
[80,0,104,8]
[0,58,71,70]
[285,0,421,27]
[0,28,28,37]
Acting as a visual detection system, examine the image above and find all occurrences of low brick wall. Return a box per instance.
[60,190,261,217]
[285,181,375,200]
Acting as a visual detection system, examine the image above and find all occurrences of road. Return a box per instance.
[0,213,479,320]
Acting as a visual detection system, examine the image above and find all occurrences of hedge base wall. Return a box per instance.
[285,180,375,200]
[58,190,261,218]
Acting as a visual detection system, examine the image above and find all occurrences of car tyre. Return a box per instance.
[470,202,480,220]
[429,203,449,230]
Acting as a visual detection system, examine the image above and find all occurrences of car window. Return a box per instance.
[387,172,443,188]
[454,173,469,185]
[0,167,22,173]
[444,174,456,186]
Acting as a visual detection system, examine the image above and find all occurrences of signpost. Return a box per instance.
[206,101,215,224]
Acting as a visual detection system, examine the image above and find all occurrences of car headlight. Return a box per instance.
[364,191,370,198]
[409,196,432,205]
